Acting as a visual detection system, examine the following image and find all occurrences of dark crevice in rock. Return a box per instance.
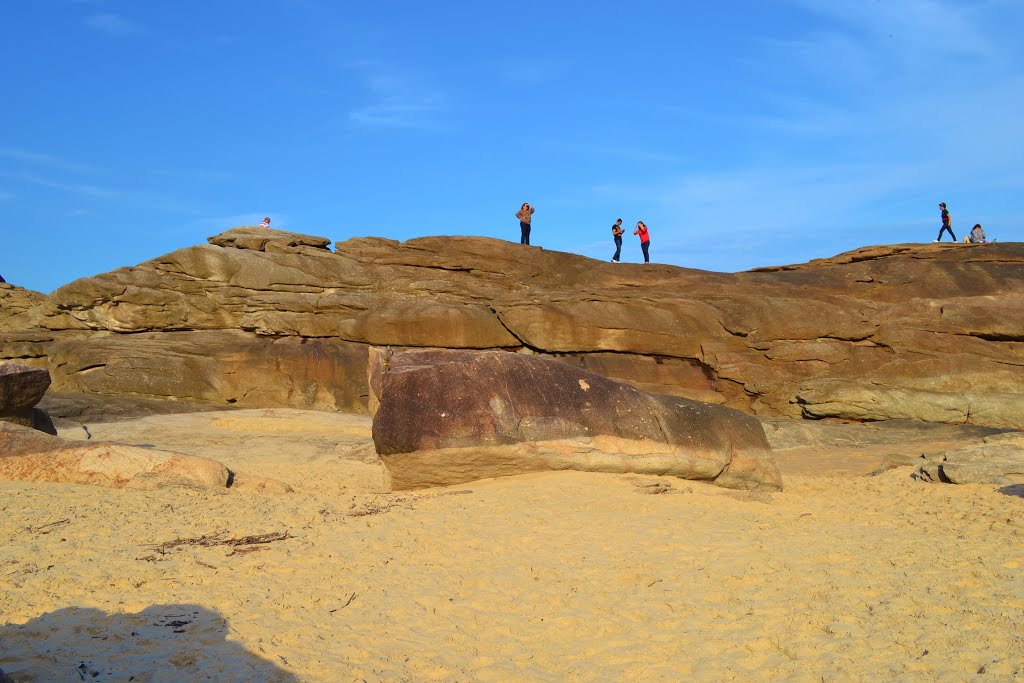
[957,332,1024,342]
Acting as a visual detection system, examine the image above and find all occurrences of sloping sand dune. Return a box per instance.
[2,410,1023,681]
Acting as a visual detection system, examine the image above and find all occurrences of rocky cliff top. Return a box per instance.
[3,227,1022,427]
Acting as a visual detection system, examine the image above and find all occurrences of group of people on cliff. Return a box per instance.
[934,202,988,244]
[516,203,653,263]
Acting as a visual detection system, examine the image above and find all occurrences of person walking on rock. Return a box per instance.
[934,203,955,242]
[634,220,651,263]
[611,218,624,262]
[516,202,535,245]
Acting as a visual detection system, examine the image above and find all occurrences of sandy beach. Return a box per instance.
[2,409,1023,681]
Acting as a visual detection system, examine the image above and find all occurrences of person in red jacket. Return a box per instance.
[634,220,651,263]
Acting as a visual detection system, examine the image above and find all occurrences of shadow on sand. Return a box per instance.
[998,484,1024,499]
[0,604,298,682]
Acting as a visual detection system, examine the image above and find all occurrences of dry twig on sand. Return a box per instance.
[20,518,70,536]
[346,489,474,518]
[139,531,293,559]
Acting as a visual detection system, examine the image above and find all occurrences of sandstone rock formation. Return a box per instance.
[0,363,50,413]
[0,362,57,434]
[0,421,231,490]
[0,419,293,492]
[1,226,1021,427]
[371,350,782,491]
[914,433,1024,485]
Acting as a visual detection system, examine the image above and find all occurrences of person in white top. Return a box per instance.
[259,217,271,228]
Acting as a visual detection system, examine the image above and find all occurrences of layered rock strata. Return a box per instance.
[0,227,1021,427]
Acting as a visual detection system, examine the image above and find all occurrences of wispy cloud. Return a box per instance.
[747,1,1019,127]
[0,147,119,199]
[85,13,141,36]
[0,148,101,175]
[347,63,446,129]
[7,171,120,200]
[606,0,1024,267]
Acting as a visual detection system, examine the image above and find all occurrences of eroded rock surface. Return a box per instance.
[371,350,782,491]
[0,363,50,413]
[914,433,1024,485]
[1,228,1021,427]
[0,362,57,434]
[0,422,231,490]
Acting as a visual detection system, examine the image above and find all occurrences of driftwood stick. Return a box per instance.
[146,531,293,555]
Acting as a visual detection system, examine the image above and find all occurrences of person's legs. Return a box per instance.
[937,226,956,241]
[612,237,622,262]
[641,241,650,263]
[520,221,531,245]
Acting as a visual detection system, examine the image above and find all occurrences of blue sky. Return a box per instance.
[3,0,1022,293]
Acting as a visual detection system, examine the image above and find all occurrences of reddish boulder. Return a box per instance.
[0,421,239,490]
[372,350,782,491]
[0,362,50,413]
[0,362,56,435]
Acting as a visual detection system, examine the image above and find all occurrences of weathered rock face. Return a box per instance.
[0,283,85,335]
[46,330,370,412]
[371,350,782,491]
[914,433,1024,485]
[0,363,50,413]
[0,422,231,490]
[1,227,1022,427]
[0,362,57,434]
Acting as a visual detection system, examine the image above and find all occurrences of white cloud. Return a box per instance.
[7,171,119,200]
[346,63,446,129]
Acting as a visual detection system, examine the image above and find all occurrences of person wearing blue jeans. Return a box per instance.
[515,202,534,245]
[634,220,651,263]
[611,218,624,262]
[934,202,956,242]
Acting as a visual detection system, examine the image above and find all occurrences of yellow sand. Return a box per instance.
[2,410,1023,681]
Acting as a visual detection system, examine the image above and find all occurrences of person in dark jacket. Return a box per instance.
[934,202,956,242]
[611,218,624,262]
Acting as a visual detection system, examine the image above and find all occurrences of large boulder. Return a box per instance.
[0,362,57,434]
[0,422,231,490]
[0,362,50,413]
[371,350,782,491]
[207,225,332,252]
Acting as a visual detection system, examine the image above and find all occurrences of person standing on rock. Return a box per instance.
[634,220,651,263]
[611,218,624,262]
[259,217,271,228]
[515,202,534,245]
[934,203,955,242]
